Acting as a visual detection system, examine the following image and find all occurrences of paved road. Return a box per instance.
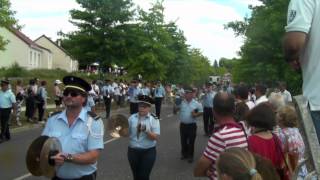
[1,104,209,180]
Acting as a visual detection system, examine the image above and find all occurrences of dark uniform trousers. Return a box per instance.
[0,108,12,140]
[103,96,112,118]
[52,171,96,180]
[128,147,156,180]
[130,102,139,115]
[154,97,163,118]
[203,107,214,136]
[180,123,197,159]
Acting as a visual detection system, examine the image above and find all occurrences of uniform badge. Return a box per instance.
[288,10,297,23]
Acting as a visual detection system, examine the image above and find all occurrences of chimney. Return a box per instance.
[57,40,61,47]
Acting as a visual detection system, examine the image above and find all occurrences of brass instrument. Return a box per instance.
[107,114,129,138]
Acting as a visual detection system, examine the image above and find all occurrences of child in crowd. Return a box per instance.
[217,147,280,180]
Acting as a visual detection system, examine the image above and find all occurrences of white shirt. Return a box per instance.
[286,0,320,110]
[246,101,255,110]
[281,90,292,104]
[255,95,268,105]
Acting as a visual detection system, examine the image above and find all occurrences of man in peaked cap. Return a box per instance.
[0,79,16,143]
[41,76,104,180]
[202,82,216,137]
[175,86,203,163]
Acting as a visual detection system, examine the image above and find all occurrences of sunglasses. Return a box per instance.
[63,90,82,97]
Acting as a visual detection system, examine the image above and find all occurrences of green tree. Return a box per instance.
[0,0,19,50]
[213,60,218,68]
[59,0,135,67]
[125,1,175,80]
[226,0,302,94]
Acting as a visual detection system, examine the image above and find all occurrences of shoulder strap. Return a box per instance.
[151,113,159,120]
[272,133,290,170]
[49,111,62,118]
[87,111,100,121]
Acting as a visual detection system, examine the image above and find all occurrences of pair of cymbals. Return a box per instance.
[26,136,62,178]
[108,114,129,138]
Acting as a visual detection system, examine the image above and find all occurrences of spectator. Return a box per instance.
[217,148,265,180]
[283,0,320,144]
[247,103,289,180]
[255,84,268,105]
[37,81,47,124]
[25,79,36,122]
[277,105,307,179]
[194,92,248,179]
[54,79,63,111]
[278,82,292,104]
[15,79,24,126]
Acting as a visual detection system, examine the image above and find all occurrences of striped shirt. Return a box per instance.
[203,122,248,180]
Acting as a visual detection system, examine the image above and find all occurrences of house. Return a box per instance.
[0,27,53,70]
[35,35,78,72]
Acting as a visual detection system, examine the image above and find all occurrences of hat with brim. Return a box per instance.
[184,86,194,93]
[54,80,62,84]
[1,80,9,84]
[63,76,91,93]
[138,95,154,106]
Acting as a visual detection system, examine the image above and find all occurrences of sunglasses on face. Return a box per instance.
[63,90,82,97]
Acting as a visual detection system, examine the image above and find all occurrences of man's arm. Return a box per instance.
[283,32,307,71]
[52,150,100,166]
[194,155,212,177]
[283,31,307,62]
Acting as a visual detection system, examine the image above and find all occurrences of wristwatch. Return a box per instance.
[64,154,74,163]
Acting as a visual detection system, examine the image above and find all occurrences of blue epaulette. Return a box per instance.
[49,111,62,118]
[87,111,100,121]
[151,113,159,120]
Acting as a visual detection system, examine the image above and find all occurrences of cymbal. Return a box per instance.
[40,137,62,178]
[26,136,49,176]
[108,114,129,138]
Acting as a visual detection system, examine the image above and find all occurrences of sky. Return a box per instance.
[10,0,262,64]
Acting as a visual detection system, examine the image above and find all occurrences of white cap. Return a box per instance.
[55,80,62,84]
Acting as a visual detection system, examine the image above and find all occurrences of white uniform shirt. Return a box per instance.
[286,0,320,110]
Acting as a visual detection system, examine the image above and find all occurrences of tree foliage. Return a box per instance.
[226,0,302,94]
[0,0,19,50]
[60,0,214,84]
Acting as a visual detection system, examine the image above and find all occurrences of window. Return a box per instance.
[38,53,40,68]
[29,51,32,65]
[33,52,36,67]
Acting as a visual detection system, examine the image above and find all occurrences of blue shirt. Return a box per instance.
[155,86,165,98]
[179,99,203,124]
[84,95,95,112]
[128,113,160,149]
[128,87,140,103]
[140,87,151,96]
[42,108,104,179]
[202,91,216,108]
[0,89,16,108]
[38,86,47,103]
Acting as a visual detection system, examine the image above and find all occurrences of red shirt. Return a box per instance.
[248,134,283,168]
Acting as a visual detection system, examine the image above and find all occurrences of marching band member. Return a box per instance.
[42,76,104,180]
[127,95,160,180]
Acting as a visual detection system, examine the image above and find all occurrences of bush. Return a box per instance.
[4,63,29,77]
